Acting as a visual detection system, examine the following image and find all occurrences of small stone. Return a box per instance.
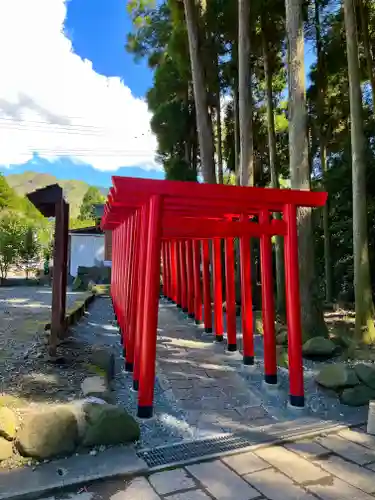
[82,403,140,447]
[81,376,112,403]
[354,363,375,389]
[16,406,78,459]
[89,449,98,456]
[0,436,13,461]
[0,407,19,440]
[303,337,337,359]
[315,363,359,390]
[340,384,375,406]
[90,347,115,384]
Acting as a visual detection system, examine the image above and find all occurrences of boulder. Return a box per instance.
[340,384,375,407]
[303,337,337,359]
[0,407,18,440]
[16,407,78,459]
[315,364,359,390]
[82,403,140,447]
[81,376,113,403]
[354,363,375,389]
[0,437,13,461]
[276,331,288,346]
[90,347,115,384]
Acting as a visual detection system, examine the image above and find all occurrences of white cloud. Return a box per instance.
[0,0,158,172]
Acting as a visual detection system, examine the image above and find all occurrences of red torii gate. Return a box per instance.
[101,176,327,419]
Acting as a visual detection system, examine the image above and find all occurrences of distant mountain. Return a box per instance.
[5,171,108,218]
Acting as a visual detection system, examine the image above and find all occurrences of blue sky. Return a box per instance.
[0,0,316,188]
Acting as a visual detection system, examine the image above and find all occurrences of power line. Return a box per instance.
[0,119,152,139]
[14,150,156,157]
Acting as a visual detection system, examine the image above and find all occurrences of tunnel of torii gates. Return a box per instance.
[101,176,327,419]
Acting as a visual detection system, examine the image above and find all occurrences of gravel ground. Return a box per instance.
[0,287,93,407]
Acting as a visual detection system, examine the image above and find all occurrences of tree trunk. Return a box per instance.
[359,0,375,110]
[233,80,240,186]
[238,0,254,187]
[343,0,375,343]
[285,0,328,339]
[183,0,216,183]
[261,16,285,316]
[216,89,224,184]
[315,0,333,303]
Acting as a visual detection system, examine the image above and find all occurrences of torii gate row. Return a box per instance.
[101,176,327,419]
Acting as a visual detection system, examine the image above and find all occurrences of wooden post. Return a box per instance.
[50,198,64,357]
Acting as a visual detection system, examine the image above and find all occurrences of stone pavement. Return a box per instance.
[42,426,375,499]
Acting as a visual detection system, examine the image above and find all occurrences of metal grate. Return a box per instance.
[136,417,363,469]
[137,434,256,468]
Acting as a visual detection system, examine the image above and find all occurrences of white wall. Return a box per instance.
[70,234,105,277]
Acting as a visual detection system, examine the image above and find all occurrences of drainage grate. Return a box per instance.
[136,417,364,469]
[137,434,255,468]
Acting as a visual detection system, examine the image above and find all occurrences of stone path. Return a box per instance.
[68,297,366,450]
[42,426,375,499]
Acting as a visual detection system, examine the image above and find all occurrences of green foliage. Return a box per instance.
[69,218,96,230]
[0,212,25,281]
[78,187,105,221]
[18,225,41,279]
[0,174,19,210]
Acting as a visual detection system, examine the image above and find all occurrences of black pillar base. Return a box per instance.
[182,307,188,313]
[123,347,127,358]
[195,319,203,326]
[188,313,195,319]
[133,379,139,391]
[125,361,133,372]
[215,335,224,342]
[176,304,182,309]
[289,394,305,407]
[205,327,213,334]
[227,343,237,352]
[137,405,153,419]
[243,355,254,365]
[265,374,278,385]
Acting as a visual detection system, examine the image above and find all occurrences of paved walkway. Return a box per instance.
[43,426,375,499]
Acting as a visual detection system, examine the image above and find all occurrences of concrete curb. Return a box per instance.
[44,292,95,332]
[0,446,148,500]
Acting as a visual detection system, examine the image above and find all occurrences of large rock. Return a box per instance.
[354,363,375,389]
[90,347,115,384]
[340,385,375,407]
[303,337,337,359]
[315,364,359,390]
[16,407,78,459]
[0,437,13,461]
[82,403,140,447]
[81,376,112,403]
[0,407,18,440]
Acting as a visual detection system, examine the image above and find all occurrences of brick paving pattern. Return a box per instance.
[155,302,275,438]
[46,427,375,499]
